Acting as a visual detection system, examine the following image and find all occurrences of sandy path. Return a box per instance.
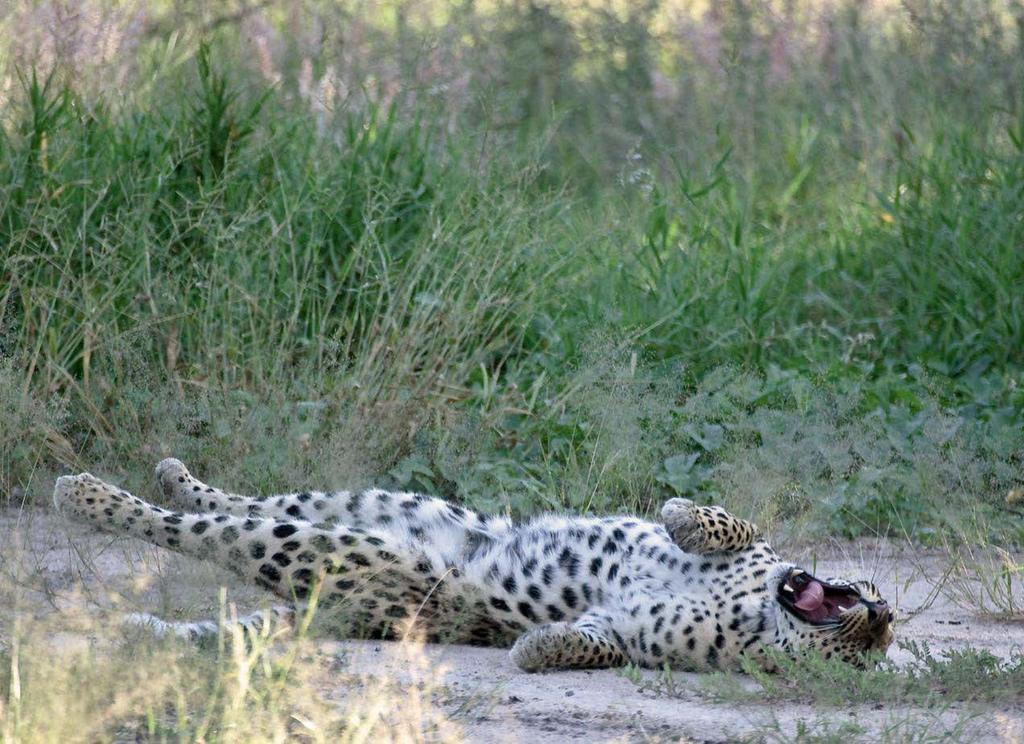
[2,508,1022,742]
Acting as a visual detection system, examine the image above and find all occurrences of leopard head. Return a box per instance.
[773,566,895,667]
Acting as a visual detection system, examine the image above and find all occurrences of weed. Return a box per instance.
[681,642,1024,707]
[939,539,1024,620]
[1,0,1023,539]
[748,710,983,744]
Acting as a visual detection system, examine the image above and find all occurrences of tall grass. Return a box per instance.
[0,4,1022,740]
[0,0,1022,543]
[0,588,461,741]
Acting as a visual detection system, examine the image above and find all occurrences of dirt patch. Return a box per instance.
[2,507,1022,742]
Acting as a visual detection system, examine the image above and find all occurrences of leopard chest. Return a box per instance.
[612,546,783,669]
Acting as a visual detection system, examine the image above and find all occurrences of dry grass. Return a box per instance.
[0,509,464,743]
[0,587,462,743]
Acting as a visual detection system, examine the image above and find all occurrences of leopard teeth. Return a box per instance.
[783,583,794,593]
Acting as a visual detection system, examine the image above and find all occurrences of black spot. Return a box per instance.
[612,528,626,541]
[163,515,182,525]
[400,500,418,510]
[502,576,517,594]
[272,552,292,567]
[602,539,618,555]
[243,519,259,531]
[292,568,313,583]
[346,552,371,567]
[385,605,408,619]
[562,587,578,609]
[489,597,511,612]
[190,521,209,534]
[249,542,266,559]
[517,602,539,622]
[527,585,542,601]
[259,564,282,583]
[365,536,384,547]
[220,526,240,543]
[649,603,665,616]
[607,563,620,581]
[547,605,565,621]
[339,534,357,546]
[282,540,301,552]
[336,579,356,591]
[541,564,555,586]
[297,492,312,503]
[589,557,603,576]
[273,524,298,539]
[214,515,229,523]
[558,548,580,578]
[286,505,304,518]
[296,550,316,563]
[166,538,180,548]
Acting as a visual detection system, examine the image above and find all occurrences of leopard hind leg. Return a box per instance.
[125,605,295,644]
[156,458,511,554]
[55,473,458,641]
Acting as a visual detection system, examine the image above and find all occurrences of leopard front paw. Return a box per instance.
[660,498,707,553]
[510,623,572,672]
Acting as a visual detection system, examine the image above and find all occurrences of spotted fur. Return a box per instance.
[52,461,894,672]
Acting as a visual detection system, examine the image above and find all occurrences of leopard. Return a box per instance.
[51,459,894,672]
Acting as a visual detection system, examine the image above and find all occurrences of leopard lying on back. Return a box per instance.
[52,459,894,672]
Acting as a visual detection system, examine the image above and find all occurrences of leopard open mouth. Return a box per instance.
[778,569,862,625]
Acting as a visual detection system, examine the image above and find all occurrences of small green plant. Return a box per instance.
[704,642,1024,707]
[747,709,983,744]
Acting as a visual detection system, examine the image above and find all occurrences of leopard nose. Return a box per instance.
[866,600,890,629]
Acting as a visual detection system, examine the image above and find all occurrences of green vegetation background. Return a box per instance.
[1,0,1022,545]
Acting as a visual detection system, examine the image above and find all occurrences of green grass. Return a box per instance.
[745,712,984,744]
[622,640,1024,707]
[1,0,1023,544]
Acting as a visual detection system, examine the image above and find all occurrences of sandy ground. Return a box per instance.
[2,507,1023,743]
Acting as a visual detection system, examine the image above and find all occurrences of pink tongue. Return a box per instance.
[794,580,825,611]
